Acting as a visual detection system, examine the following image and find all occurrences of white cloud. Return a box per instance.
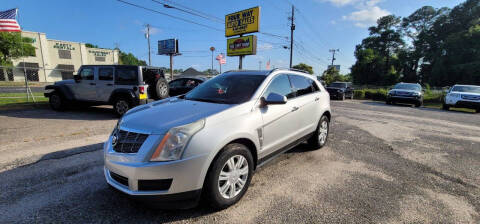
[258,43,274,51]
[320,0,359,7]
[141,27,161,36]
[342,6,390,27]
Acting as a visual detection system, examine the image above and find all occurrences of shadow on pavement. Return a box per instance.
[0,105,118,120]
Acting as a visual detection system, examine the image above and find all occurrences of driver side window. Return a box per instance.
[80,67,94,80]
[263,74,295,99]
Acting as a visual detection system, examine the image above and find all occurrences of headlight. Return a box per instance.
[449,93,460,98]
[150,119,205,161]
[412,92,420,96]
[337,89,344,93]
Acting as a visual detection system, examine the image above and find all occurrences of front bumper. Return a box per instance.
[327,91,343,99]
[104,134,210,206]
[447,100,480,109]
[388,95,422,104]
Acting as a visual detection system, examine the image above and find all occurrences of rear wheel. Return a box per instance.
[113,97,131,117]
[203,143,253,210]
[155,78,169,99]
[49,91,65,111]
[307,115,330,149]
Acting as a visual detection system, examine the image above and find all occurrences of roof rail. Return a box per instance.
[268,67,310,74]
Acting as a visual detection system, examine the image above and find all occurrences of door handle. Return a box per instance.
[315,97,320,101]
[106,84,113,86]
[89,83,96,86]
[291,106,299,112]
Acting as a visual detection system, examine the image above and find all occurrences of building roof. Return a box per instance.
[180,67,204,77]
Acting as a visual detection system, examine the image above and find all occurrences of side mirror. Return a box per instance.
[73,75,81,82]
[261,92,287,107]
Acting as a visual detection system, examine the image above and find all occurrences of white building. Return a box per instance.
[3,30,119,82]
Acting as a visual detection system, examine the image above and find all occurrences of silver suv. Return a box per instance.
[44,65,169,116]
[104,69,332,209]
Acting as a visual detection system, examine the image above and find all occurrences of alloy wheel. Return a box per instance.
[318,120,328,145]
[115,100,129,115]
[50,95,61,109]
[218,155,249,199]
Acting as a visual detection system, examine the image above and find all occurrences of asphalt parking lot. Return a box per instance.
[0,101,479,223]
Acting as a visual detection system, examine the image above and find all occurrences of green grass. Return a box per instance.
[423,102,476,113]
[0,94,48,110]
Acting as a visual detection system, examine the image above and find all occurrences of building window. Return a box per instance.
[58,50,71,59]
[57,64,75,80]
[0,68,14,81]
[18,62,40,81]
[95,56,106,62]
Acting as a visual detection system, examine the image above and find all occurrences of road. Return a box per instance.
[0,101,479,223]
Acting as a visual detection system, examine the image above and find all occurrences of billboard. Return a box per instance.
[225,7,260,37]
[227,35,257,56]
[158,39,179,55]
[328,65,341,71]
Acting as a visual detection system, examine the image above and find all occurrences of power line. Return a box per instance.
[116,0,223,32]
[151,0,224,24]
[161,0,224,23]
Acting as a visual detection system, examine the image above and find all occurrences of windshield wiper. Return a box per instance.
[186,97,230,104]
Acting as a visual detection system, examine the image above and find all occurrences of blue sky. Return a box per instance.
[3,0,463,75]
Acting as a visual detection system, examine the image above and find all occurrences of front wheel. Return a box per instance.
[307,115,330,149]
[442,104,450,111]
[415,101,423,108]
[203,143,254,210]
[49,92,65,111]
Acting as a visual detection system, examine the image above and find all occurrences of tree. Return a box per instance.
[292,63,314,74]
[118,51,147,66]
[321,67,349,85]
[0,32,35,67]
[85,43,99,48]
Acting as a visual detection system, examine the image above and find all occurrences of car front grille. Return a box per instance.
[113,130,148,153]
[461,94,480,100]
[110,172,128,187]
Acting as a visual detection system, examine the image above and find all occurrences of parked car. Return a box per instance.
[44,65,169,116]
[386,83,423,107]
[104,69,332,209]
[326,82,354,100]
[168,77,207,96]
[443,84,480,113]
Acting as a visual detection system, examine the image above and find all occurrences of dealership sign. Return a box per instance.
[158,39,179,55]
[227,35,257,56]
[53,42,75,50]
[225,7,260,37]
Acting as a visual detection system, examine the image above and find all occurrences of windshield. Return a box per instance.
[185,74,266,104]
[451,86,480,93]
[328,83,347,88]
[393,83,421,91]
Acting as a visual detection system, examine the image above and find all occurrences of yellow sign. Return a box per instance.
[225,7,260,37]
[227,35,257,56]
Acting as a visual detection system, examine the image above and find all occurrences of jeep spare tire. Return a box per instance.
[155,78,169,99]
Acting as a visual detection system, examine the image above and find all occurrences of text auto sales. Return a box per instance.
[226,10,255,31]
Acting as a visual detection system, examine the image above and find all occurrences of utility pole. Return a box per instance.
[329,49,339,66]
[289,5,295,68]
[146,24,151,66]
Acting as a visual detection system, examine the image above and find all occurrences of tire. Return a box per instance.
[339,94,345,101]
[476,108,480,113]
[442,104,450,111]
[155,78,169,100]
[49,91,65,111]
[307,115,330,149]
[386,100,392,105]
[113,97,131,117]
[203,143,254,210]
[415,101,423,108]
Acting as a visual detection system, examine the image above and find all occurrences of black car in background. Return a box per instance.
[386,83,423,107]
[326,82,354,100]
[168,77,207,96]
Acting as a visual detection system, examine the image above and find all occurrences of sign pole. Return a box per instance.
[238,34,243,70]
[169,53,173,81]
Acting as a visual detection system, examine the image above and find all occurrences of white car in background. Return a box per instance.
[443,85,480,113]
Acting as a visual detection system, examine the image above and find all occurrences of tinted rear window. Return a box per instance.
[115,67,138,85]
[289,75,314,97]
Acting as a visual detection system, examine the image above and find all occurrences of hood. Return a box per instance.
[450,91,480,96]
[390,89,421,94]
[119,98,233,134]
[54,79,75,85]
[326,87,344,91]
